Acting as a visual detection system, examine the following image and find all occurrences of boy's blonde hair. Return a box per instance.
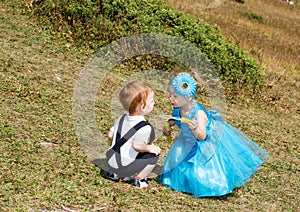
[119,81,153,115]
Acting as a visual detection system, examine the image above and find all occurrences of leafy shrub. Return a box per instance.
[26,0,264,92]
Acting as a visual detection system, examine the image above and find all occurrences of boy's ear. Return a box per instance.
[140,103,146,111]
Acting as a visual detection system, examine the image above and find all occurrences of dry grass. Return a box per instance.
[1,0,299,211]
[165,0,300,65]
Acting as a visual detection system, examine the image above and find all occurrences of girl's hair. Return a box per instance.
[188,71,204,93]
[119,81,153,115]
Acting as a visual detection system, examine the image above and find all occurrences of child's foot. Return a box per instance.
[120,177,131,183]
[131,177,152,188]
[105,172,131,182]
[105,172,119,181]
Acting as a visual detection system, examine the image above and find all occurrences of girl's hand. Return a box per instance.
[188,118,198,131]
[163,119,175,135]
[163,122,172,136]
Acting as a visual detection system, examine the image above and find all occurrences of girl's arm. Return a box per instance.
[188,110,207,140]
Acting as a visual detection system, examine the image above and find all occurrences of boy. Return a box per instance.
[106,81,161,188]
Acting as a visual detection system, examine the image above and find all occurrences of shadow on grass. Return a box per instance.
[92,158,162,178]
[92,158,238,199]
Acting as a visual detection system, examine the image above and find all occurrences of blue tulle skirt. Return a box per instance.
[159,110,269,197]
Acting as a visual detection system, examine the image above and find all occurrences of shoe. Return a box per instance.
[106,172,131,182]
[120,177,131,183]
[106,172,119,181]
[131,178,152,188]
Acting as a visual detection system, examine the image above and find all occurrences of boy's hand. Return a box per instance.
[149,144,161,156]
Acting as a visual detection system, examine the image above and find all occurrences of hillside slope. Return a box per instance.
[0,0,299,211]
[164,0,299,112]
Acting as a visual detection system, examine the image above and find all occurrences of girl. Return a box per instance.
[159,72,269,197]
[106,81,161,188]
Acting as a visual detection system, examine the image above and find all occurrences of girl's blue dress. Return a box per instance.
[159,102,269,197]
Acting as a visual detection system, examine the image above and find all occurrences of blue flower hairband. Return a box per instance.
[169,73,198,98]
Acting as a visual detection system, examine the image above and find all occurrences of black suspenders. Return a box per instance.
[112,114,150,153]
[107,114,155,168]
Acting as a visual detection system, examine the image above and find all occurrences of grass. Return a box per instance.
[1,0,299,211]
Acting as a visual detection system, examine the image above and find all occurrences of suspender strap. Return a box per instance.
[148,125,155,144]
[107,114,156,170]
[112,115,151,153]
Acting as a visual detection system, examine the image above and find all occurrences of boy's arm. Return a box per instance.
[108,130,114,140]
[108,115,123,141]
[108,125,116,141]
[132,125,161,155]
[132,142,161,156]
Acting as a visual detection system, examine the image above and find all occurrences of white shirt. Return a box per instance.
[108,114,152,168]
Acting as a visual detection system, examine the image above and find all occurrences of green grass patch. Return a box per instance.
[1,0,299,211]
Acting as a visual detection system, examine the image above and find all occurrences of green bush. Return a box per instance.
[26,0,264,92]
